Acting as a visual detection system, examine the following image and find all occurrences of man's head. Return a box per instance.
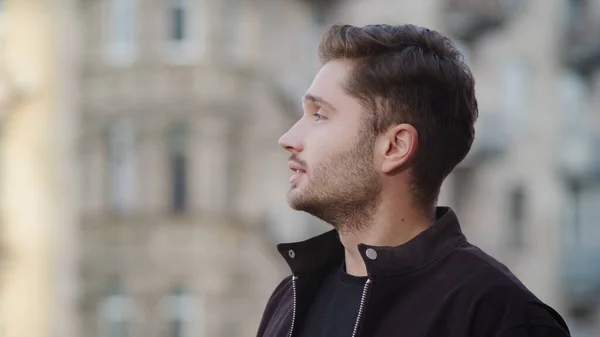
[279,24,478,232]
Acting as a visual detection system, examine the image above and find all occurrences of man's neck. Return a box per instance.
[340,205,434,277]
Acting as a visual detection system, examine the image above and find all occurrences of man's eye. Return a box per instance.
[312,108,326,121]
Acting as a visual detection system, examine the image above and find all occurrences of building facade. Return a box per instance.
[3,0,598,336]
[79,0,600,335]
[77,0,330,336]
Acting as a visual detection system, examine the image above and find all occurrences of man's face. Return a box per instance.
[278,60,382,233]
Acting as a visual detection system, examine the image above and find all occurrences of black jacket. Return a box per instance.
[256,207,571,337]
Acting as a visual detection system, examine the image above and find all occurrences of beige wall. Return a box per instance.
[0,0,79,337]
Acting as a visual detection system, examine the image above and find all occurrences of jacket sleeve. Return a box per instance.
[468,285,571,337]
[256,275,293,337]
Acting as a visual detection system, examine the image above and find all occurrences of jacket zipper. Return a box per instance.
[351,278,372,337]
[288,276,372,337]
[288,275,298,337]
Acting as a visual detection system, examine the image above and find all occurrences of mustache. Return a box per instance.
[289,155,308,170]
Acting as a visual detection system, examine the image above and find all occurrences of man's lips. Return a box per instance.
[288,161,307,184]
[288,161,307,173]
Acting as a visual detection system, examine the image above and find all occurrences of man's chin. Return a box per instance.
[286,195,305,211]
[286,190,312,211]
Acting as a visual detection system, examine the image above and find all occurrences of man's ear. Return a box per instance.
[380,123,418,174]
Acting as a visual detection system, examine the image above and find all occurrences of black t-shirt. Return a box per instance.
[298,264,368,337]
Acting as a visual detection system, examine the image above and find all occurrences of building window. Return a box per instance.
[558,72,592,177]
[169,123,188,213]
[559,71,589,130]
[164,0,202,63]
[169,0,187,42]
[100,283,132,337]
[507,184,526,249]
[501,58,530,130]
[567,0,600,39]
[165,284,202,337]
[169,285,187,337]
[108,119,136,214]
[106,0,137,65]
[572,183,600,247]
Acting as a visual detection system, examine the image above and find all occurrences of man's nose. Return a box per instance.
[278,122,303,153]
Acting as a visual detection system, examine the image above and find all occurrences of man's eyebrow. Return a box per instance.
[302,93,337,111]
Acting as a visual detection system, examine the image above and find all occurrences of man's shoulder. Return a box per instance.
[264,275,294,309]
[256,275,294,336]
[447,243,570,336]
[448,243,535,293]
[448,243,559,313]
[468,289,570,337]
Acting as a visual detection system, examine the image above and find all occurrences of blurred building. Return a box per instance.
[1,0,599,337]
[77,0,329,336]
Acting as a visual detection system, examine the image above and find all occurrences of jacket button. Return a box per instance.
[365,248,377,260]
[288,249,296,259]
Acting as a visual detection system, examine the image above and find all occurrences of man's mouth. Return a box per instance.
[289,171,305,184]
[288,161,307,184]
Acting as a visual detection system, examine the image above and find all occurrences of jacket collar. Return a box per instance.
[276,207,467,277]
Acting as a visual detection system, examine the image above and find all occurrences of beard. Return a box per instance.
[287,126,382,234]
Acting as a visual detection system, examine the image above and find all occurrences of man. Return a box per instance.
[257,24,571,337]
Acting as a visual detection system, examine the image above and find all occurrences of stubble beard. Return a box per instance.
[287,128,382,235]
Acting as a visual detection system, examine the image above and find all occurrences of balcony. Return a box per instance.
[458,111,509,168]
[442,0,522,43]
[564,0,600,74]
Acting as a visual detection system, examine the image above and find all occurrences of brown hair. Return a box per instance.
[319,24,478,212]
